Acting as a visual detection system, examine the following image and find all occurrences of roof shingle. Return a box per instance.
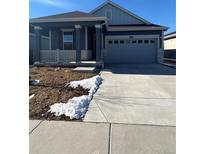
[31,11,98,20]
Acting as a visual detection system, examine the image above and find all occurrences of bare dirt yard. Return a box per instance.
[29,67,96,121]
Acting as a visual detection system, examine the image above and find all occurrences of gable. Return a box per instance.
[91,3,149,25]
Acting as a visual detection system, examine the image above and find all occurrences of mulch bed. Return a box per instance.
[29,67,96,121]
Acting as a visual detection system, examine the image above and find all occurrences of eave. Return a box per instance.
[30,17,107,24]
[107,26,168,32]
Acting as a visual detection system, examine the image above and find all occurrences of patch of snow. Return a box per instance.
[48,75,102,119]
[49,95,89,119]
[29,94,35,99]
[69,75,102,99]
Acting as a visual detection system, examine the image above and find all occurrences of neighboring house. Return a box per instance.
[29,0,168,66]
[164,32,176,65]
[164,32,176,50]
[29,25,50,64]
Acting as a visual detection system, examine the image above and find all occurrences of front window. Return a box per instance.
[63,32,73,50]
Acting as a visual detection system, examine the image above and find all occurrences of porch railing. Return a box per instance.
[40,50,92,64]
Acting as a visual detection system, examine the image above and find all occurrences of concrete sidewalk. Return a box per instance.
[30,120,175,154]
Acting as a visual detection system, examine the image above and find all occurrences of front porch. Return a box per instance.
[30,18,106,68]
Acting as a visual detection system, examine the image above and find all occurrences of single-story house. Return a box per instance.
[164,32,176,50]
[29,0,168,67]
[164,32,176,62]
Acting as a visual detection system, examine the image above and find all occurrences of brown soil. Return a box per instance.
[29,67,96,121]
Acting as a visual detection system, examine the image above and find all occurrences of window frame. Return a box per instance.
[150,40,155,43]
[108,40,113,44]
[105,9,112,21]
[144,40,149,43]
[114,40,119,44]
[120,40,125,44]
[132,40,137,44]
[126,40,130,44]
[63,31,73,50]
[138,40,143,43]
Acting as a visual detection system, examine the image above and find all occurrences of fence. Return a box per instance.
[40,50,92,64]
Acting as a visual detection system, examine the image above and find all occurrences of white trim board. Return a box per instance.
[30,17,106,23]
[29,33,49,39]
[61,28,74,32]
[90,0,152,25]
[107,26,167,31]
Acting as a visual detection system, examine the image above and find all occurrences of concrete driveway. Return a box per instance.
[84,64,176,126]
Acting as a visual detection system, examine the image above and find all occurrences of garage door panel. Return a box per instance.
[105,38,158,64]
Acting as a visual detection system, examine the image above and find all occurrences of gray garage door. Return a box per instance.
[105,37,158,64]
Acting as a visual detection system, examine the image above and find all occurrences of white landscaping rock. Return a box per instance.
[48,75,102,119]
[29,94,35,99]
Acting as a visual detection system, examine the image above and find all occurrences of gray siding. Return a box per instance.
[92,3,145,25]
[80,27,85,49]
[41,37,50,50]
[51,30,62,50]
[29,34,49,50]
[164,49,176,59]
[29,34,35,50]
[106,30,162,36]
[29,33,49,64]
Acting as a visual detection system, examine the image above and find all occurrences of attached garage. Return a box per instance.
[105,35,159,64]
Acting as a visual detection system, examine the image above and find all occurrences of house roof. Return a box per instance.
[164,31,176,40]
[31,11,97,19]
[30,11,106,23]
[90,0,152,25]
[164,31,176,36]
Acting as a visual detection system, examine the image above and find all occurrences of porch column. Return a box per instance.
[85,26,88,50]
[158,30,165,64]
[161,31,164,49]
[95,24,102,62]
[75,25,81,62]
[33,26,42,62]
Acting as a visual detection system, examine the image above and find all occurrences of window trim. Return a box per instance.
[150,40,155,43]
[108,40,113,44]
[144,40,149,43]
[105,9,112,21]
[138,40,143,43]
[62,31,73,50]
[114,40,119,44]
[132,40,137,44]
[120,40,125,44]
